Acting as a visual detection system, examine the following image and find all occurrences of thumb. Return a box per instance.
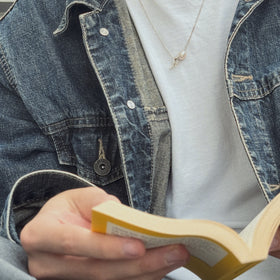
[71,186,121,221]
[269,227,280,258]
[41,186,121,224]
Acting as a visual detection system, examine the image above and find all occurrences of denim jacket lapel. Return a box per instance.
[53,0,171,213]
[53,0,109,36]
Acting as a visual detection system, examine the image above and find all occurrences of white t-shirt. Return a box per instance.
[126,0,279,279]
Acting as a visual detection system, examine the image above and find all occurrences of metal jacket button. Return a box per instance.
[100,28,109,36]
[94,158,111,176]
[127,100,136,109]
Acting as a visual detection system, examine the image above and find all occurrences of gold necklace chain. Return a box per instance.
[139,0,206,69]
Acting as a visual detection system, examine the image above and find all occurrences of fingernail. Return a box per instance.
[165,247,187,266]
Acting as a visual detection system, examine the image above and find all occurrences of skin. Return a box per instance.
[269,227,280,259]
[20,187,280,280]
[20,187,189,280]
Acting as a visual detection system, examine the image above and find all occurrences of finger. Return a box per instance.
[28,253,99,280]
[21,217,145,260]
[89,245,189,280]
[67,187,121,221]
[124,245,189,279]
[42,186,120,222]
[27,245,189,280]
[269,227,280,258]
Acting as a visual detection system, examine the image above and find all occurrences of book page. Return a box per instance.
[239,208,264,247]
[107,222,228,267]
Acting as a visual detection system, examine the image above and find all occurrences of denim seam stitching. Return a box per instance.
[79,12,134,206]
[225,0,268,201]
[0,0,17,21]
[254,97,276,199]
[116,0,154,211]
[5,170,96,242]
[233,82,280,100]
[52,133,77,165]
[230,99,270,203]
[41,116,114,135]
[225,0,264,84]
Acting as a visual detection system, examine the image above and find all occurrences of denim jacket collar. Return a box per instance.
[54,0,109,35]
[54,0,266,37]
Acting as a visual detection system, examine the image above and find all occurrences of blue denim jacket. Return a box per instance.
[0,0,279,243]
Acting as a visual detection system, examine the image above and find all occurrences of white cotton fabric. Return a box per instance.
[126,0,279,279]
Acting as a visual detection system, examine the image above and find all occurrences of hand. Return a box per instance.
[269,226,280,258]
[20,187,189,280]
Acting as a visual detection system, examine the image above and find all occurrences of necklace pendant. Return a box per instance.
[177,51,187,61]
[170,51,187,69]
[140,0,205,70]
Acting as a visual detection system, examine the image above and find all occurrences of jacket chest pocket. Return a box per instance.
[44,117,123,188]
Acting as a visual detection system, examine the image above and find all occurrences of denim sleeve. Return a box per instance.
[0,46,93,244]
[1,170,94,244]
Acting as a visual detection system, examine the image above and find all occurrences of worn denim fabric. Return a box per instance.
[0,0,279,252]
[0,0,171,243]
[226,0,280,201]
[0,236,34,280]
[0,0,279,278]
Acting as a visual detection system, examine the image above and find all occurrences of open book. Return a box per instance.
[91,193,280,280]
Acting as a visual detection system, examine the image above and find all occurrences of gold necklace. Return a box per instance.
[139,0,206,69]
